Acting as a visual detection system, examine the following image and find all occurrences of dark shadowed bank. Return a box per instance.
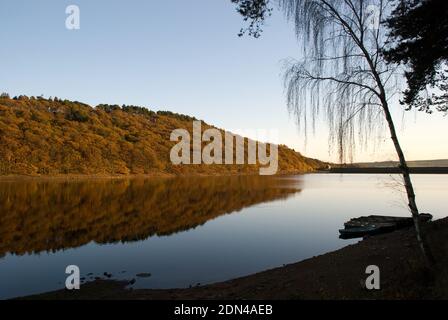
[20,217,448,300]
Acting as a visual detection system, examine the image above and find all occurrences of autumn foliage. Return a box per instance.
[0,95,324,176]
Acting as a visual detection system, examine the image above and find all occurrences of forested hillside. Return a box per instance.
[0,94,324,176]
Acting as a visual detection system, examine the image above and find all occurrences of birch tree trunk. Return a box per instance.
[381,99,435,267]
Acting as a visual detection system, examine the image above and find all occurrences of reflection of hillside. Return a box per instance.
[0,176,301,256]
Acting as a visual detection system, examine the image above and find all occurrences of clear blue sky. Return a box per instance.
[1,0,447,162]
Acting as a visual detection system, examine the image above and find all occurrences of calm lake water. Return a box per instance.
[0,174,447,299]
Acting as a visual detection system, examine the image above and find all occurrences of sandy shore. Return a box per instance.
[20,217,448,300]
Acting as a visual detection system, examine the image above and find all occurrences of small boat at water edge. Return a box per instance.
[339,213,433,239]
[339,223,396,239]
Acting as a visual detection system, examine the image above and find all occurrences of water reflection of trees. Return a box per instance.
[0,176,301,256]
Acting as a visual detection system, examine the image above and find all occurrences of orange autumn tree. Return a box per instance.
[0,95,324,176]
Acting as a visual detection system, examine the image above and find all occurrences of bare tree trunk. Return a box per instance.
[381,100,435,267]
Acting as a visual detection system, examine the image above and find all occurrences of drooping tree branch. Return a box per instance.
[231,0,435,266]
[231,0,273,37]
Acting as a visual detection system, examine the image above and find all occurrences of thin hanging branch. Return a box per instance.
[279,0,435,266]
[231,0,436,265]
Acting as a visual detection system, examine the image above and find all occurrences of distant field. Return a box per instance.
[353,159,448,168]
[324,159,448,174]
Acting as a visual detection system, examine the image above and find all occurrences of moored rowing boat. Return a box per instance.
[339,213,433,239]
